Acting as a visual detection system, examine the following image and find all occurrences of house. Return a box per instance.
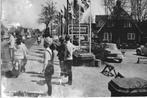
[95,0,142,48]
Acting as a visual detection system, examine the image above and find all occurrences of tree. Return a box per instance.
[38,1,57,29]
[104,0,147,21]
[131,0,147,22]
[104,0,130,14]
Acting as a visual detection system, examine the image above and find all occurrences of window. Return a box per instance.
[124,22,132,28]
[128,33,135,40]
[103,32,112,41]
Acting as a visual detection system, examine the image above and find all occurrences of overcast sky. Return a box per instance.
[2,0,105,30]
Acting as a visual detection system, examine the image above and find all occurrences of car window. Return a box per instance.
[105,44,118,50]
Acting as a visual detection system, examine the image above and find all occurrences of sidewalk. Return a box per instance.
[1,40,112,97]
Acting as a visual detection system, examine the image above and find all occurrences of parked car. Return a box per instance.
[136,43,147,56]
[93,43,123,63]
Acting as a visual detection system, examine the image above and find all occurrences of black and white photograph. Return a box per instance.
[1,0,147,97]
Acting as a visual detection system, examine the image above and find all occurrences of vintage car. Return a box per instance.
[136,43,147,56]
[93,43,123,63]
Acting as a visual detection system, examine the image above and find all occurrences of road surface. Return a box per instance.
[1,39,147,97]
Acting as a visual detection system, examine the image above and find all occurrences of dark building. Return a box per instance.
[94,0,142,48]
[139,20,147,44]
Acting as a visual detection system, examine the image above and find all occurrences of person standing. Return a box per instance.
[8,32,16,62]
[64,35,79,85]
[57,37,66,76]
[43,42,54,96]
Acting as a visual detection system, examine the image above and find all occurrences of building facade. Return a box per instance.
[94,0,142,48]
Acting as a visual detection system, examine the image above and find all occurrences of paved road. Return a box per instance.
[1,39,147,97]
[111,49,147,79]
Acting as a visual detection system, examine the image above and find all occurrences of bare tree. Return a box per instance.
[104,0,147,21]
[131,0,147,21]
[38,1,57,29]
[104,0,131,14]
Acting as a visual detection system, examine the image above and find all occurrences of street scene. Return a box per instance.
[1,0,147,97]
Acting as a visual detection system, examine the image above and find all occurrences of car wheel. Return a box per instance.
[136,50,141,55]
[118,59,122,63]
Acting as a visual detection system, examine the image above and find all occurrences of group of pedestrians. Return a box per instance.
[7,28,79,96]
[7,31,28,76]
[57,35,79,85]
[42,28,79,96]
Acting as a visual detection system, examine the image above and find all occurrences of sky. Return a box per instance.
[1,0,105,30]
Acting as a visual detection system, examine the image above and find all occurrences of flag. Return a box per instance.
[73,0,78,11]
[81,0,90,10]
[72,0,85,23]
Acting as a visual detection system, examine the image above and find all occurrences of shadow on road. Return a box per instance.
[26,71,41,75]
[34,51,44,55]
[28,59,43,63]
[36,49,44,51]
[31,80,46,86]
[12,91,47,97]
[30,74,44,78]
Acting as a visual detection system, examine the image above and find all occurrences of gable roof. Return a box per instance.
[96,2,142,34]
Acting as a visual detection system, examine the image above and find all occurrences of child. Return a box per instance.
[43,42,54,96]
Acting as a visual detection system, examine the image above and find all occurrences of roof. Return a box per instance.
[95,1,142,34]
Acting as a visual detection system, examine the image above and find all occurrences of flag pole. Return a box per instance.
[79,3,81,48]
[72,3,74,43]
[67,0,69,35]
[89,0,92,53]
[60,12,63,36]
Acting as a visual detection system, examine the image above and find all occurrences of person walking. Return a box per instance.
[64,35,79,85]
[43,42,54,96]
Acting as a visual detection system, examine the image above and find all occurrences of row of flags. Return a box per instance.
[57,0,91,35]
[58,0,91,24]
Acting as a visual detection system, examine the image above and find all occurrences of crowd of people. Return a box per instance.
[5,27,79,96]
